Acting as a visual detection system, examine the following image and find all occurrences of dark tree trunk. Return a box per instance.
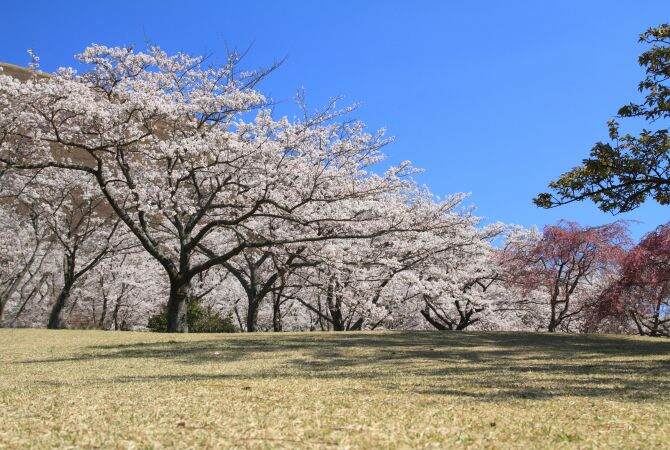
[420,309,450,330]
[548,312,558,332]
[98,292,108,329]
[317,298,326,331]
[246,296,259,332]
[48,254,75,329]
[349,317,364,331]
[455,318,473,331]
[47,285,71,329]
[325,282,345,331]
[548,301,558,332]
[112,300,122,331]
[272,296,282,332]
[454,300,481,330]
[166,280,190,333]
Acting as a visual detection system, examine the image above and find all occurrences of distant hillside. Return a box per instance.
[0,62,34,81]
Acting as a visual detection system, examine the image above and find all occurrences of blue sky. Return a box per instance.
[1,1,668,239]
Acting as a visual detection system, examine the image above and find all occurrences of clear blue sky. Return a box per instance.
[1,1,668,239]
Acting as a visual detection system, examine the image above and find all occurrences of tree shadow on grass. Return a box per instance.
[19,331,670,402]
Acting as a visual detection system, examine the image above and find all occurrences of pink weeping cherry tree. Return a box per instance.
[596,224,670,337]
[501,221,628,332]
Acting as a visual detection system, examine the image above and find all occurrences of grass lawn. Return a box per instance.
[1,330,669,449]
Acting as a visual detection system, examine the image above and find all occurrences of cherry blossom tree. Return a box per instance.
[596,224,670,337]
[500,221,628,332]
[284,194,501,331]
[418,238,503,331]
[73,251,165,330]
[2,168,130,328]
[198,238,318,332]
[0,205,53,325]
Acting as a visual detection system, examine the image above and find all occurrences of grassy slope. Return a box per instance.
[1,330,669,449]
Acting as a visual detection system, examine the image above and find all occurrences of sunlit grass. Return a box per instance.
[1,329,669,448]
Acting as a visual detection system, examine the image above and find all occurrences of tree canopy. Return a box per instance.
[535,24,670,213]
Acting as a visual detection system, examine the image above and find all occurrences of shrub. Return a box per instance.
[147,299,236,333]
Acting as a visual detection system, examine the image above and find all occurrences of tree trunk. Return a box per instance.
[166,280,190,333]
[47,285,71,329]
[325,282,345,331]
[420,309,449,330]
[349,317,364,331]
[48,254,75,330]
[548,301,558,332]
[246,297,259,332]
[454,302,482,331]
[98,292,108,329]
[272,296,282,332]
[112,301,122,331]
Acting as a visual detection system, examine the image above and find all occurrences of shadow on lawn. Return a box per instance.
[20,332,670,402]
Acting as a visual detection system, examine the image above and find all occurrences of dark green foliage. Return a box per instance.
[147,299,236,333]
[535,24,670,213]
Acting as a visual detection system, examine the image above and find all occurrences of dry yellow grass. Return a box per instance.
[1,329,669,449]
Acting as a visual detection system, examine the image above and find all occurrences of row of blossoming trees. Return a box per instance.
[0,46,667,335]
